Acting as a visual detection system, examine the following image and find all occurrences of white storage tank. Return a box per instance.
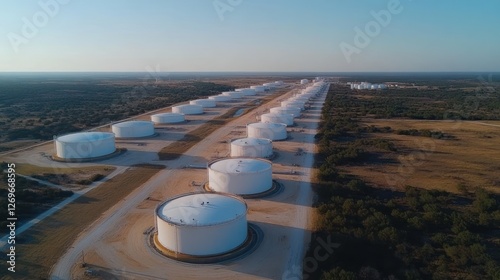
[112,121,154,138]
[230,137,273,158]
[262,82,276,89]
[208,95,232,102]
[247,122,287,140]
[190,99,216,108]
[208,158,272,195]
[155,192,247,256]
[151,113,185,124]
[300,79,309,85]
[222,91,244,98]
[260,113,294,126]
[235,88,257,96]
[172,104,204,115]
[281,101,305,110]
[55,132,116,159]
[270,107,301,117]
[250,85,266,93]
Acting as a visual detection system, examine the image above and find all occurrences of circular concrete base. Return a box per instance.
[150,223,262,264]
[203,180,283,199]
[51,148,127,163]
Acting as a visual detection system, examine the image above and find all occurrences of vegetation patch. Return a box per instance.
[305,85,500,280]
[0,164,164,279]
[0,79,233,143]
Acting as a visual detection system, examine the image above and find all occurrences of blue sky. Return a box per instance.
[1,0,499,72]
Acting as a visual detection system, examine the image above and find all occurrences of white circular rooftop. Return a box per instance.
[113,120,152,128]
[210,158,271,174]
[231,137,272,147]
[57,132,114,143]
[157,193,246,226]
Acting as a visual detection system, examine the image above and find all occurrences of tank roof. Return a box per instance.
[113,121,152,128]
[57,132,114,142]
[231,137,271,146]
[157,193,246,226]
[152,112,184,117]
[209,158,271,173]
[247,122,286,129]
[175,104,202,108]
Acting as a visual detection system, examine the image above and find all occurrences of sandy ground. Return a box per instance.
[47,84,327,280]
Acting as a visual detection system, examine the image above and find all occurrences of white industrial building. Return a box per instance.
[111,121,155,138]
[55,132,116,159]
[190,99,216,108]
[230,137,273,158]
[260,113,294,126]
[172,104,204,115]
[247,122,287,140]
[208,158,273,195]
[270,106,301,118]
[151,113,185,124]
[155,192,247,256]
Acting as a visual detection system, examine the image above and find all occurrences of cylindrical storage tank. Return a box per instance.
[247,122,287,140]
[55,132,115,159]
[235,88,257,96]
[155,192,247,256]
[172,104,204,115]
[281,101,305,110]
[250,85,266,92]
[300,79,309,85]
[270,107,301,118]
[230,137,273,158]
[208,95,232,102]
[112,121,155,138]
[208,158,272,195]
[222,91,244,98]
[151,113,185,124]
[260,113,294,126]
[190,99,216,108]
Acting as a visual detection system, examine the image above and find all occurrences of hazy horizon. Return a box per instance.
[2,0,499,72]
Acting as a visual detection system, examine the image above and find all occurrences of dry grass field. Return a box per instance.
[14,163,116,188]
[346,119,500,194]
[0,164,164,279]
